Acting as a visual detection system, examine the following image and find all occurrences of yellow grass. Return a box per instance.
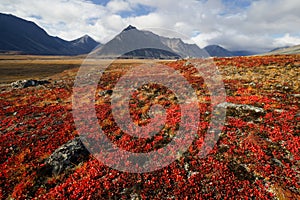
[0,55,175,84]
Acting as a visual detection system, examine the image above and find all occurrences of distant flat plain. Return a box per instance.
[0,55,173,84]
[0,55,84,84]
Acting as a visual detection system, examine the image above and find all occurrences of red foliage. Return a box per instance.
[0,55,299,199]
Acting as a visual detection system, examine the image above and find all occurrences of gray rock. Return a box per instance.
[11,79,50,89]
[292,94,300,98]
[271,158,284,167]
[217,102,265,121]
[249,82,256,87]
[283,86,291,91]
[98,89,113,97]
[274,109,285,113]
[184,61,191,66]
[44,137,89,175]
[217,102,265,114]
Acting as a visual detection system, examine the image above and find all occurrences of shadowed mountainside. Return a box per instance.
[0,13,100,55]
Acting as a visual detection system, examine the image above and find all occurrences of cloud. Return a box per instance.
[0,0,108,40]
[106,0,132,13]
[192,32,222,48]
[0,0,300,52]
[273,34,300,47]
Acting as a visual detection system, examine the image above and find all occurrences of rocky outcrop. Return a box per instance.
[217,102,265,121]
[11,79,50,89]
[218,102,265,114]
[44,137,89,175]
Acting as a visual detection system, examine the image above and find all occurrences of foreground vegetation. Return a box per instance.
[0,55,299,199]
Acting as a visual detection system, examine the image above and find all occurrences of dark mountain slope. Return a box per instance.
[0,13,100,55]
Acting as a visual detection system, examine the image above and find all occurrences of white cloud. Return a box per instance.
[0,0,300,51]
[107,0,132,13]
[273,34,300,47]
[192,32,222,48]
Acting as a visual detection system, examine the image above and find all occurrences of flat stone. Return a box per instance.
[217,102,265,121]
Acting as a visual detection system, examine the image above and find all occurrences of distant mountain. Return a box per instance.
[266,45,300,55]
[0,13,100,55]
[0,13,260,57]
[70,35,100,54]
[270,46,290,52]
[231,50,257,56]
[204,45,233,57]
[94,25,207,59]
[160,37,207,58]
[204,45,256,57]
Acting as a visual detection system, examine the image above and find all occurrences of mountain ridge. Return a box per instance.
[265,45,300,55]
[0,13,273,57]
[0,13,101,55]
[94,25,208,59]
[204,45,257,57]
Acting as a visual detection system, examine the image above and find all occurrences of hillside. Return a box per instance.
[0,13,261,58]
[266,44,300,55]
[0,13,100,55]
[93,25,207,59]
[204,45,257,57]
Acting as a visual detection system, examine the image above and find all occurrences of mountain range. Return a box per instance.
[0,13,100,55]
[1,13,298,57]
[93,25,209,59]
[265,45,300,55]
[204,45,256,57]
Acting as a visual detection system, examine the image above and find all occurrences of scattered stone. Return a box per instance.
[274,109,285,113]
[217,102,265,120]
[99,89,113,97]
[283,86,291,91]
[218,102,265,114]
[130,193,140,200]
[292,94,300,98]
[271,158,284,167]
[11,79,50,89]
[43,137,89,175]
[184,61,191,66]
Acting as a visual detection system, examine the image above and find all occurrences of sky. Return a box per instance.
[1,0,300,52]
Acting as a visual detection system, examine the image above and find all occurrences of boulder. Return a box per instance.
[11,79,50,89]
[44,137,89,175]
[218,102,265,114]
[217,102,265,121]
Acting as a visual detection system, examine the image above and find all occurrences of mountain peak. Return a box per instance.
[0,12,100,55]
[123,25,137,32]
[80,34,93,41]
[82,34,91,39]
[204,45,234,57]
[71,34,98,44]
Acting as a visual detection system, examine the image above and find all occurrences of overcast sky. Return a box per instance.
[1,0,300,52]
